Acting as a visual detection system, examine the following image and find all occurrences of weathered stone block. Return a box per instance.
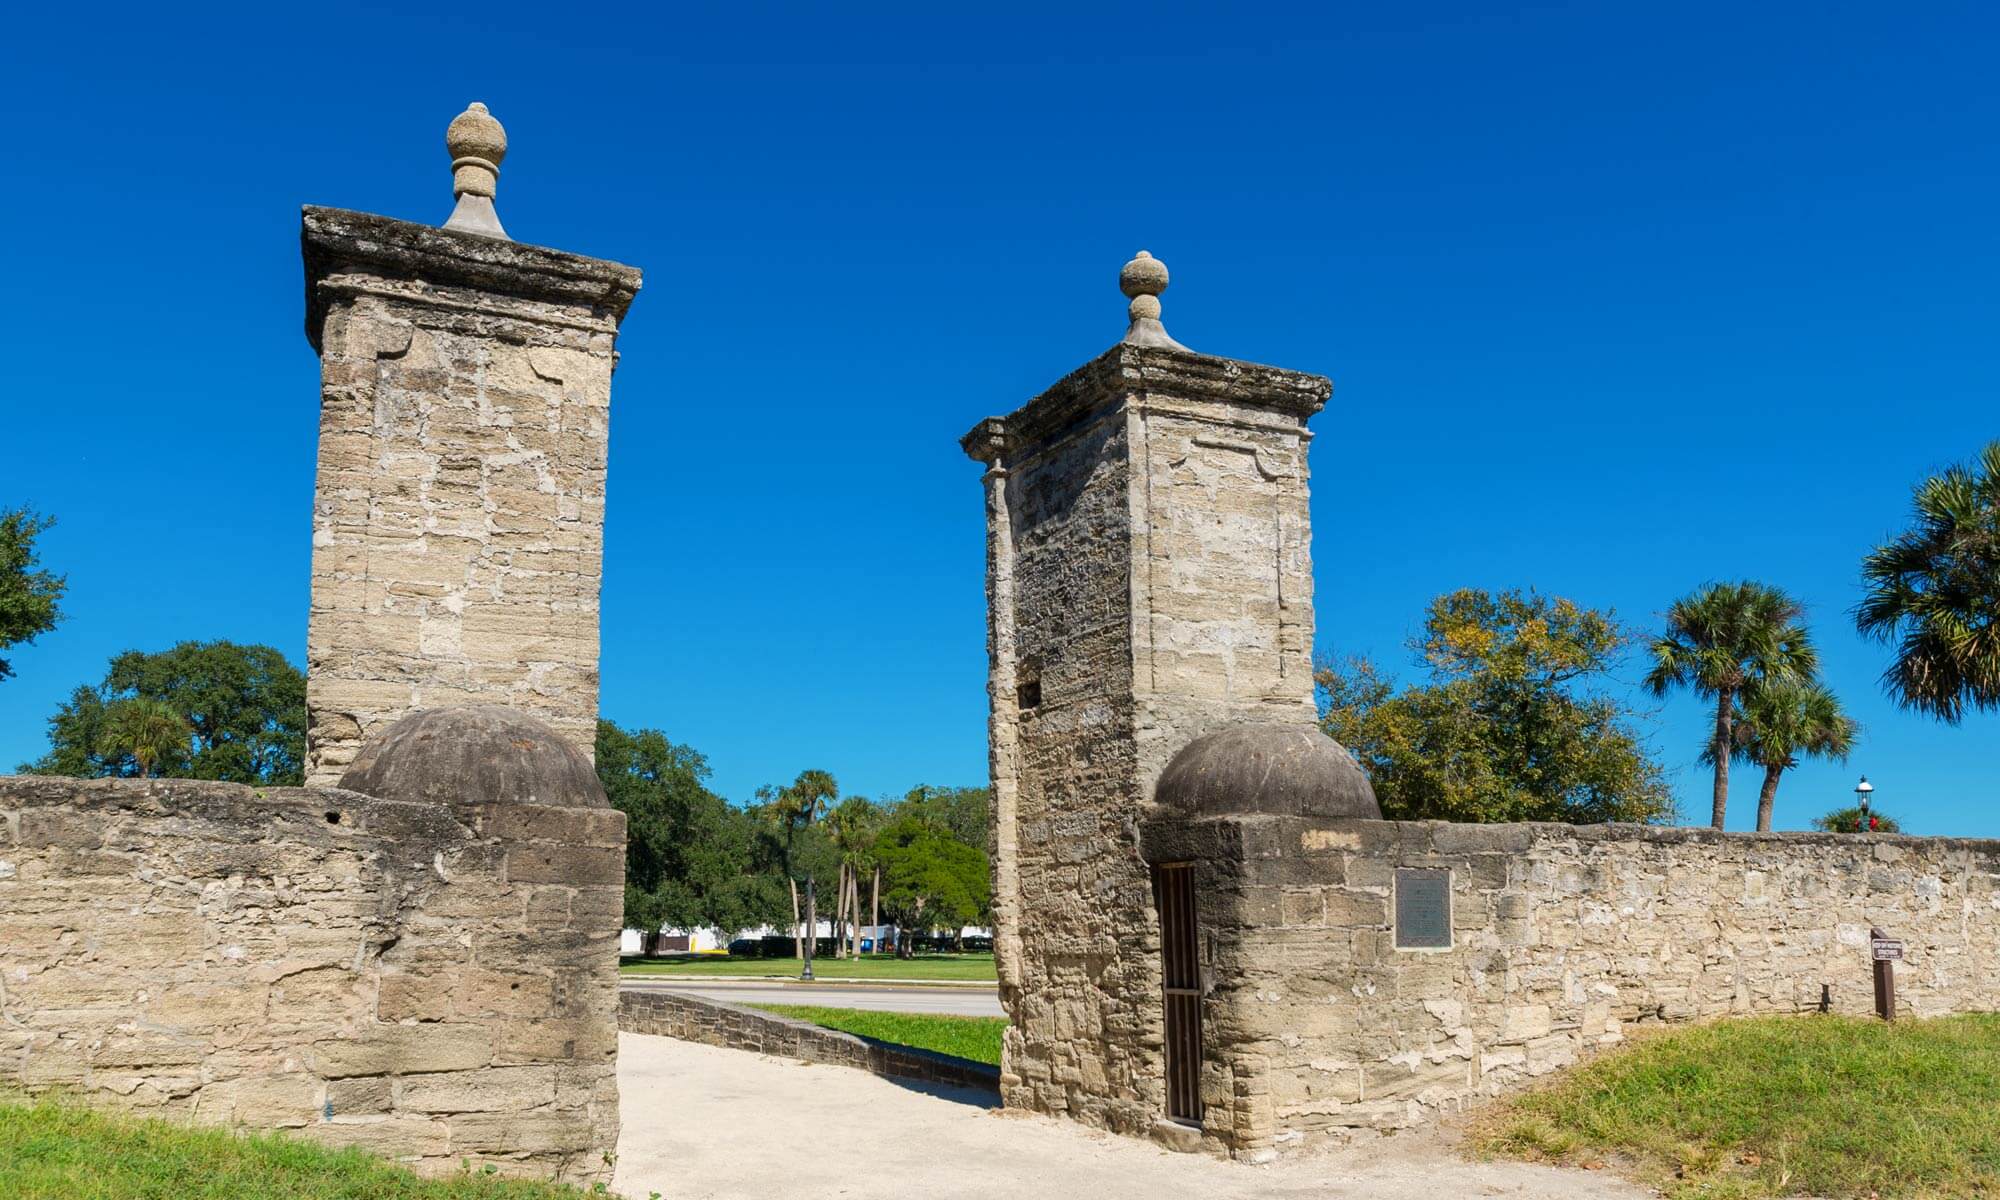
[310,1025,494,1078]
[308,1115,453,1159]
[1362,1055,1473,1102]
[147,983,271,1030]
[398,1065,556,1113]
[453,970,554,1019]
[205,1073,322,1128]
[377,973,452,1023]
[18,810,107,849]
[1279,890,1323,926]
[1499,1005,1553,1042]
[1323,891,1390,928]
[326,1075,393,1116]
[1430,823,1533,855]
[89,1034,206,1070]
[505,844,623,886]
[494,1017,618,1065]
[446,1112,595,1154]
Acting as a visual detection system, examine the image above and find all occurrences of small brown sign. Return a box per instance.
[1872,939,1905,962]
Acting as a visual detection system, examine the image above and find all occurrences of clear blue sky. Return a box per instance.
[3,2,1996,833]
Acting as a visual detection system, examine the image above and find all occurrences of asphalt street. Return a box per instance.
[619,978,1005,1017]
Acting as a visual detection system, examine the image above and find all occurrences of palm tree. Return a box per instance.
[1710,681,1859,832]
[1645,582,1817,829]
[758,769,837,959]
[97,696,189,778]
[824,797,876,958]
[1857,441,2000,723]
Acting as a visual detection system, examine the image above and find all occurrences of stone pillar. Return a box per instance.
[960,252,1329,1138]
[301,104,642,784]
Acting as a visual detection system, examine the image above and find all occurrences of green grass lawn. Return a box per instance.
[620,952,995,983]
[749,1004,1006,1066]
[0,1095,604,1200]
[1475,1013,2000,1199]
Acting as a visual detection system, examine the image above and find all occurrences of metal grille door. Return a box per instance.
[1155,863,1202,1123]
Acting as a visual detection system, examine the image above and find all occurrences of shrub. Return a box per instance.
[1814,805,1901,833]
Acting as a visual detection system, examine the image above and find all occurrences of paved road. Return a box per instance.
[620,977,1005,1017]
[615,1034,1642,1200]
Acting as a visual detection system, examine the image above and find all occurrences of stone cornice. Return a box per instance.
[301,206,643,351]
[959,342,1331,462]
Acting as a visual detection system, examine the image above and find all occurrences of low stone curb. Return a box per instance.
[618,990,1000,1093]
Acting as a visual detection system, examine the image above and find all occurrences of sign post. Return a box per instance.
[1870,927,1903,1021]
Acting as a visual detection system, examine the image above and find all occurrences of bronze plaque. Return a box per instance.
[1395,868,1452,949]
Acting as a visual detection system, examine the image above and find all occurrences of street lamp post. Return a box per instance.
[1855,775,1874,832]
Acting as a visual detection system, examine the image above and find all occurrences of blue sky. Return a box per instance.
[2,2,1995,833]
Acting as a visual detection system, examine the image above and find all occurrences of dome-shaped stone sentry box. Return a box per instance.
[338,705,609,809]
[1154,724,1380,819]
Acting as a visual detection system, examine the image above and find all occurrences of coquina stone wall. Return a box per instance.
[962,335,1330,1138]
[1138,813,2000,1158]
[301,207,641,783]
[0,775,625,1181]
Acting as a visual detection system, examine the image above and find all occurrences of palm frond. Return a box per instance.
[1856,441,2000,724]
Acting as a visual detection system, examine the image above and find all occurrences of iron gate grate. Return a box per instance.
[1154,862,1202,1123]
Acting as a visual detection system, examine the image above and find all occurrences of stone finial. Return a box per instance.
[1119,250,1187,350]
[443,102,511,240]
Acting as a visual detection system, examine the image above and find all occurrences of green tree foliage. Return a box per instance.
[894,784,990,852]
[1645,582,1816,829]
[590,726,992,954]
[596,720,783,950]
[1317,588,1673,825]
[872,812,990,956]
[0,508,66,681]
[20,641,305,783]
[1712,681,1859,832]
[1857,441,2000,723]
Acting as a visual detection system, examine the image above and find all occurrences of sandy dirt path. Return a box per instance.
[613,1033,1645,1200]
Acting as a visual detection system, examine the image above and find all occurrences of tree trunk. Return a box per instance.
[851,870,863,958]
[901,899,922,959]
[1710,687,1734,829]
[830,865,843,958]
[834,864,850,958]
[1755,764,1783,833]
[844,870,855,957]
[788,876,802,959]
[870,866,881,956]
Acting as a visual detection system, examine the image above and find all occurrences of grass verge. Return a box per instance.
[0,1094,602,1200]
[1473,1012,2000,1199]
[749,1004,1005,1066]
[620,952,995,983]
